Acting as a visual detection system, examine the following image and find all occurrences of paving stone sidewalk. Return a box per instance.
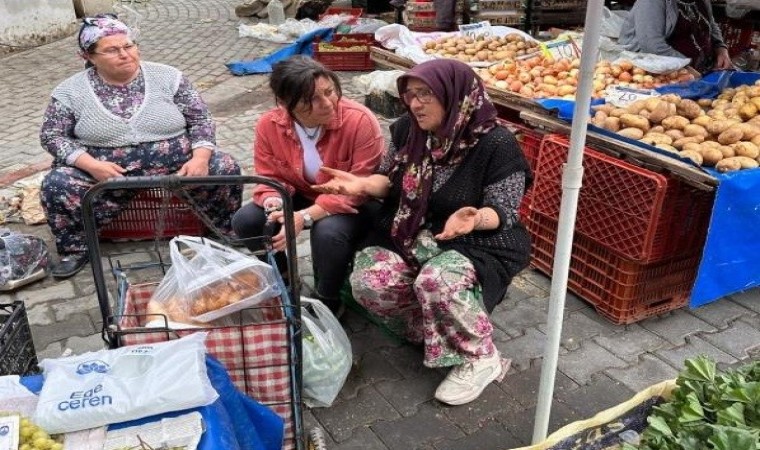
[1,1,759,449]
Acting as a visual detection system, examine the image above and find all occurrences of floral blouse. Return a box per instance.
[40,68,215,166]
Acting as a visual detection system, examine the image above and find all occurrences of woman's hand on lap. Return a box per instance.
[177,149,211,176]
[87,160,127,182]
[266,209,306,251]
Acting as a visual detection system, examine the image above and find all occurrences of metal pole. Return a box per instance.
[532,0,604,442]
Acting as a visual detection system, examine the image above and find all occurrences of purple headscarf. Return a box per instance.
[78,16,134,53]
[390,59,498,265]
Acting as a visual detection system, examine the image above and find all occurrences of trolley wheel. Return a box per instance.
[307,427,328,450]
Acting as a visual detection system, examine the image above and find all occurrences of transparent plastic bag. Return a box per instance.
[301,297,352,408]
[149,236,280,323]
[0,229,49,291]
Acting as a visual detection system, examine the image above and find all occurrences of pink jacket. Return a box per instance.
[252,98,384,214]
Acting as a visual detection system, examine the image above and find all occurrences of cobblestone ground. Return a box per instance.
[1,1,759,449]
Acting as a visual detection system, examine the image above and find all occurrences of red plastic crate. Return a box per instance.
[99,188,205,240]
[526,211,697,324]
[313,34,375,71]
[531,135,713,263]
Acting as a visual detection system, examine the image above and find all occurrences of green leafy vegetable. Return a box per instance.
[624,355,760,450]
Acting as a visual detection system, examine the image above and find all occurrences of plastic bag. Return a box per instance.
[150,236,280,323]
[600,7,628,39]
[34,333,219,434]
[0,229,48,291]
[354,69,405,96]
[301,297,352,407]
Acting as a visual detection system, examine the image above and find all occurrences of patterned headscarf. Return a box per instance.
[78,15,134,52]
[390,59,497,265]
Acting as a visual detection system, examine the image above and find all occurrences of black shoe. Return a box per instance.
[320,297,346,320]
[51,253,89,279]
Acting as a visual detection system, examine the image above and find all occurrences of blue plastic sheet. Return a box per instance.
[533,71,760,306]
[20,356,284,450]
[226,28,334,75]
[692,170,760,306]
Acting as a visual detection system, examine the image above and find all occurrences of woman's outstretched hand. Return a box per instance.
[435,207,479,240]
[312,167,365,196]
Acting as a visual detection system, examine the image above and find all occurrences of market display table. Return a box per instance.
[19,357,283,450]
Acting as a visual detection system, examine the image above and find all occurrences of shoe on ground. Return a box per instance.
[434,351,505,406]
[51,253,89,279]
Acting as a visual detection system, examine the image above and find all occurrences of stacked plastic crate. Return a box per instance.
[472,0,525,28]
[403,1,464,31]
[525,135,715,324]
[526,0,587,32]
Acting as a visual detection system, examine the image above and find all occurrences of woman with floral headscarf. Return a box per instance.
[313,59,532,405]
[40,15,241,279]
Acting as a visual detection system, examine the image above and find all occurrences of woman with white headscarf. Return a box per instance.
[40,14,241,279]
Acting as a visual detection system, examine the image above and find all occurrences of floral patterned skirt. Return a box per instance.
[350,230,496,368]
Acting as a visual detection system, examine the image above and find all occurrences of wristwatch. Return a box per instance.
[300,211,314,228]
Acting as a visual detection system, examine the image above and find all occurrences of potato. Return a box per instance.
[691,115,713,128]
[656,143,679,153]
[648,101,672,124]
[620,113,651,131]
[718,127,744,145]
[592,104,615,115]
[752,135,760,147]
[592,110,608,126]
[734,141,760,159]
[697,98,713,107]
[677,99,703,119]
[640,132,673,146]
[706,119,739,135]
[665,129,685,141]
[625,99,649,115]
[644,97,663,112]
[609,108,628,118]
[718,145,736,158]
[682,142,703,153]
[660,94,681,104]
[673,136,705,149]
[603,116,621,132]
[716,156,759,172]
[650,125,665,134]
[618,127,645,140]
[661,115,690,130]
[701,140,722,148]
[700,147,724,166]
[739,103,759,121]
[736,123,760,140]
[680,150,703,165]
[683,124,709,138]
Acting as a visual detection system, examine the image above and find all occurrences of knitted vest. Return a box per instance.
[51,62,187,148]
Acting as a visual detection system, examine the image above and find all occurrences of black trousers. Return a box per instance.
[231,196,378,299]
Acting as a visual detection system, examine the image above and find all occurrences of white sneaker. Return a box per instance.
[434,352,506,406]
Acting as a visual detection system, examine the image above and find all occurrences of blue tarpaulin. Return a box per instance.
[536,71,760,306]
[226,28,334,75]
[21,357,284,450]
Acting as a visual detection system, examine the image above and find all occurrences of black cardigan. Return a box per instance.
[366,114,532,312]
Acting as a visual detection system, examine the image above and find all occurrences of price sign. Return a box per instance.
[0,415,19,450]
[539,37,580,61]
[605,85,660,108]
[458,21,494,39]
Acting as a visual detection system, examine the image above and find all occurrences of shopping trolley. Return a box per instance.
[82,175,326,450]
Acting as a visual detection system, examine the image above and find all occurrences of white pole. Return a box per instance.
[532,0,605,443]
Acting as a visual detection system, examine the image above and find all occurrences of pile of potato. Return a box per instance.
[590,82,760,172]
[477,57,696,99]
[422,34,541,63]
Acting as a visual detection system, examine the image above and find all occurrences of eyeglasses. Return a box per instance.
[92,43,138,57]
[401,88,435,105]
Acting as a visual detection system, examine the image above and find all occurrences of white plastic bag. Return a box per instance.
[34,333,218,434]
[301,297,352,408]
[149,236,280,323]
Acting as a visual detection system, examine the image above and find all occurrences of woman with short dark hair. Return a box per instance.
[232,55,385,314]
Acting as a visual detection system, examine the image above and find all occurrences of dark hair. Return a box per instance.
[269,55,342,117]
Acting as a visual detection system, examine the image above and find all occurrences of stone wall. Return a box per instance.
[0,0,78,56]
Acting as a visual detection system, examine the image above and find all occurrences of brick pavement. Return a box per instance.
[1,1,759,449]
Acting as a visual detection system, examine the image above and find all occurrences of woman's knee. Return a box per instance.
[231,203,267,238]
[209,151,241,176]
[41,168,89,209]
